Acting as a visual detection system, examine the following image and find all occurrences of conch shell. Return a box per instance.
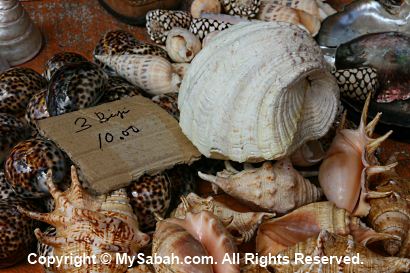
[178,21,339,162]
[19,166,150,273]
[367,171,410,257]
[153,211,239,273]
[319,95,396,216]
[274,230,410,273]
[165,27,202,63]
[199,159,322,213]
[94,54,182,95]
[256,201,398,256]
[172,192,275,243]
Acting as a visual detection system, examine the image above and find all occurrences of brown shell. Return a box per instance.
[25,90,50,131]
[274,230,410,273]
[0,113,31,162]
[152,92,179,121]
[19,166,150,273]
[368,172,410,257]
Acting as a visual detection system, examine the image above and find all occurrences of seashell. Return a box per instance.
[173,192,275,243]
[95,54,181,95]
[146,10,192,44]
[25,90,50,131]
[335,32,410,103]
[317,0,410,47]
[0,67,47,115]
[201,30,221,47]
[153,210,239,273]
[0,198,37,268]
[47,61,108,116]
[0,113,31,162]
[43,52,88,81]
[127,264,155,273]
[5,137,69,198]
[37,226,56,258]
[166,27,202,63]
[319,95,396,217]
[220,0,260,18]
[256,201,398,256]
[191,0,222,18]
[240,264,270,273]
[165,165,197,206]
[19,166,150,273]
[265,0,321,18]
[189,17,232,40]
[100,76,143,103]
[274,230,410,273]
[152,92,180,120]
[379,0,410,15]
[367,172,410,257]
[199,159,323,213]
[128,174,171,231]
[0,171,14,199]
[332,67,379,103]
[256,2,321,36]
[178,21,339,162]
[290,140,325,167]
[94,30,169,76]
[0,0,42,65]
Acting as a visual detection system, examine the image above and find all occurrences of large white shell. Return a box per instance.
[178,21,339,162]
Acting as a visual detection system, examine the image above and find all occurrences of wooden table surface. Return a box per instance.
[2,0,410,272]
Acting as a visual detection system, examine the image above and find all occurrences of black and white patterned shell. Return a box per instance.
[47,61,108,116]
[146,10,192,44]
[221,0,260,18]
[189,17,232,40]
[332,67,379,102]
[43,52,88,81]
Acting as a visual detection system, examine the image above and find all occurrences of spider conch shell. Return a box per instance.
[256,201,399,256]
[367,171,410,257]
[178,21,339,163]
[199,158,322,213]
[172,192,275,243]
[274,230,410,273]
[166,28,202,63]
[19,166,150,273]
[94,54,181,95]
[153,211,239,273]
[319,95,396,217]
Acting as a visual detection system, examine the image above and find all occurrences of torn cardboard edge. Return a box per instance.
[38,95,201,194]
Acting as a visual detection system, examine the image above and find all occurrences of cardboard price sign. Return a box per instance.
[38,96,201,194]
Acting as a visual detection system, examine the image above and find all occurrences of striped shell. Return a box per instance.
[179,21,339,162]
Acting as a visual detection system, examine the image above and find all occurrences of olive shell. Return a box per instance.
[47,61,108,116]
[0,67,47,115]
[43,52,88,81]
[5,138,68,198]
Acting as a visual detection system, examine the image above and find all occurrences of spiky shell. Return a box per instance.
[43,52,88,81]
[274,230,410,273]
[256,201,396,256]
[199,159,322,213]
[333,67,379,103]
[47,61,108,116]
[94,54,181,95]
[0,113,31,162]
[166,27,202,63]
[179,21,339,162]
[367,173,410,257]
[5,138,68,198]
[100,76,143,103]
[146,10,192,44]
[319,95,395,216]
[256,2,321,36]
[173,192,275,243]
[128,174,171,231]
[25,90,50,130]
[0,198,37,268]
[93,30,169,76]
[0,67,47,115]
[19,166,150,273]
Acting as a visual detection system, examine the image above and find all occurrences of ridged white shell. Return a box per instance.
[178,21,339,162]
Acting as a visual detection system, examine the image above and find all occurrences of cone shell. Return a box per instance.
[256,2,321,36]
[18,166,150,273]
[179,21,339,162]
[173,192,275,243]
[221,0,260,18]
[199,159,323,213]
[274,230,410,273]
[95,54,181,95]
